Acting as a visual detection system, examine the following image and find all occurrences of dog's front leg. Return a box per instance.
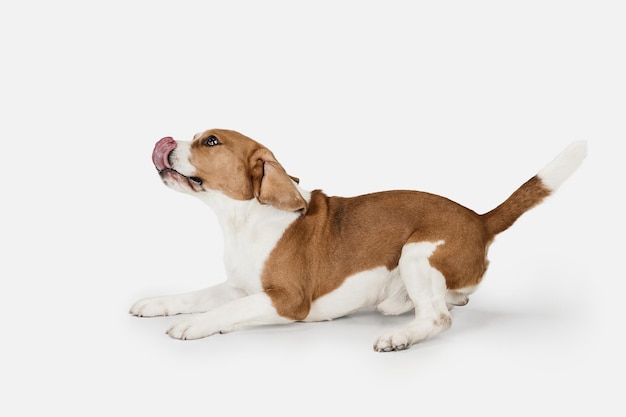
[166,292,292,340]
[130,282,246,317]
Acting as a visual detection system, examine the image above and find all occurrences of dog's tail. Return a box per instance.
[482,141,587,237]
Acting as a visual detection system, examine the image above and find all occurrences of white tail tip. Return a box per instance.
[537,141,587,191]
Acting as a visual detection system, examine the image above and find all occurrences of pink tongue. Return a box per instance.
[152,137,176,171]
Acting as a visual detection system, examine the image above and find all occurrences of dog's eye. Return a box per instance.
[201,135,221,147]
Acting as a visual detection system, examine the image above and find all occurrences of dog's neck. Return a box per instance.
[196,188,310,292]
[198,188,310,231]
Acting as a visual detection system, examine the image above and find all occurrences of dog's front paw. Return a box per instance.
[130,296,178,317]
[166,318,221,340]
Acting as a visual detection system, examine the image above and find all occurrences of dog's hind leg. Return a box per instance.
[373,241,451,352]
[129,282,246,317]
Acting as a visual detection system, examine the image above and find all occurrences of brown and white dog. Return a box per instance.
[130,129,586,352]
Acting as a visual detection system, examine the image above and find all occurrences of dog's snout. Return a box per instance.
[153,136,177,171]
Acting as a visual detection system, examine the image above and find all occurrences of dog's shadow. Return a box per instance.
[227,307,514,343]
[134,303,569,353]
[260,304,566,347]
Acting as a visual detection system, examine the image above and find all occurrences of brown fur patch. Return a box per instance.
[189,129,266,200]
[188,129,304,210]
[483,176,551,235]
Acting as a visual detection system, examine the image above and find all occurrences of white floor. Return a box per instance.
[2,2,624,416]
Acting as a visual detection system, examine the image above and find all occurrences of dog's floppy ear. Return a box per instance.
[250,149,308,214]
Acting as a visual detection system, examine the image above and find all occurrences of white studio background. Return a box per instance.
[1,1,624,416]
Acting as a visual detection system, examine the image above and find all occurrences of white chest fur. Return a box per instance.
[200,191,303,294]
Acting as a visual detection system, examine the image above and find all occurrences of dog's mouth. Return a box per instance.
[159,168,204,191]
[153,136,204,191]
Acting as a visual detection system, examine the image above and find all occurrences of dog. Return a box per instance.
[130,129,586,352]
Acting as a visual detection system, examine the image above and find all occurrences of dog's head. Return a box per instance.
[152,129,308,213]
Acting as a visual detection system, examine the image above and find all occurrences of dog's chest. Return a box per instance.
[220,205,300,293]
[222,237,267,293]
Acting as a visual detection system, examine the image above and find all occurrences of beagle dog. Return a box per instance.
[130,129,586,352]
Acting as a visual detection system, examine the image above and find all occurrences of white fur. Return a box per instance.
[376,268,414,315]
[373,241,450,352]
[445,286,476,310]
[130,283,246,317]
[168,140,196,176]
[306,266,396,322]
[166,292,292,340]
[538,141,587,191]
[198,191,302,293]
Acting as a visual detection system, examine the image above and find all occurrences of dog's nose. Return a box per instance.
[153,136,177,171]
